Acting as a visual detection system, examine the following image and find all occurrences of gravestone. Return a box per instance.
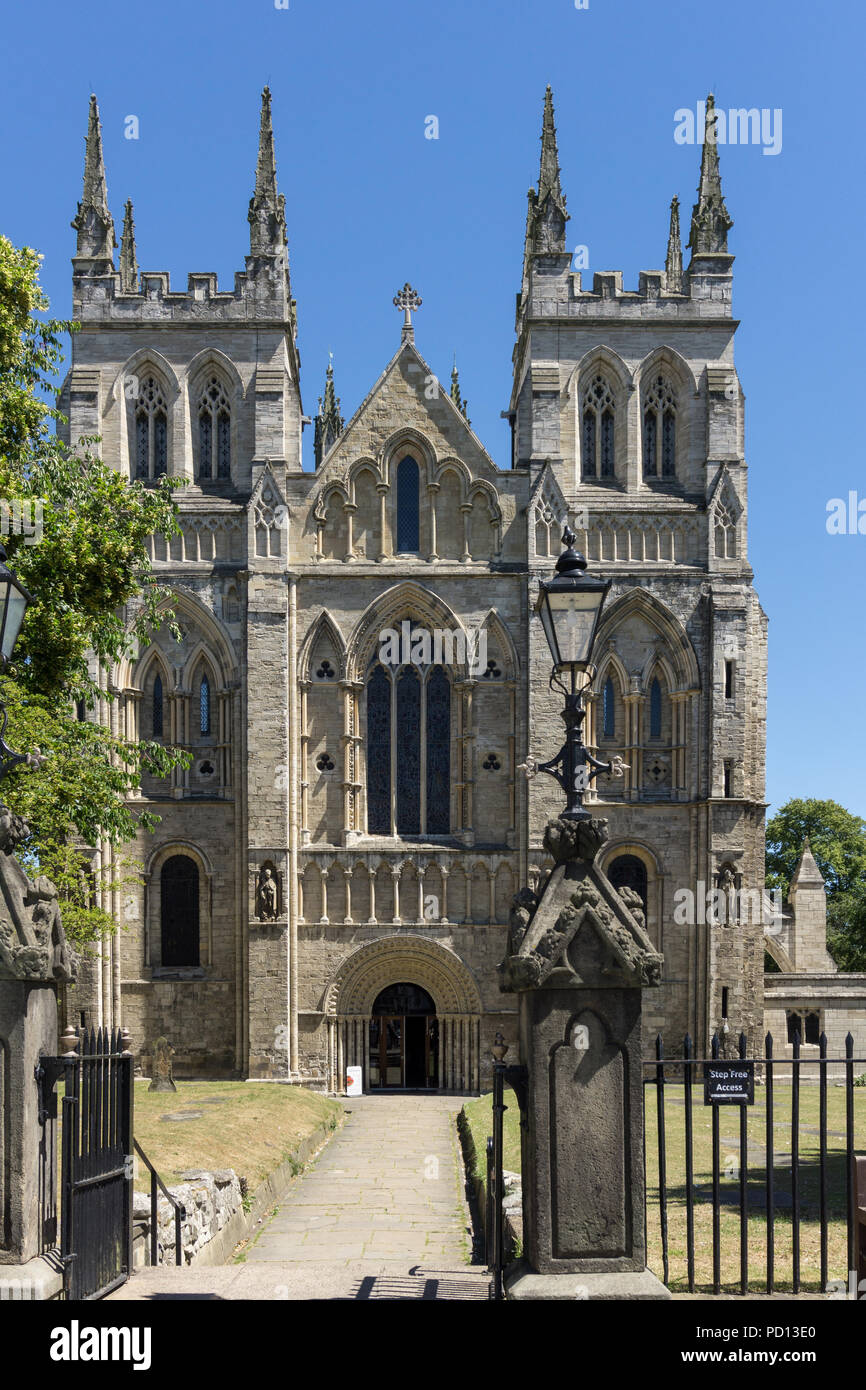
[499,814,670,1300]
[149,1036,177,1092]
[0,806,76,1299]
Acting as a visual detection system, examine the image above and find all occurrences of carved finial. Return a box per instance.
[119,199,138,293]
[120,1026,133,1057]
[524,86,569,260]
[60,1024,79,1057]
[393,282,422,341]
[665,195,683,292]
[71,94,115,271]
[314,358,345,466]
[450,357,470,425]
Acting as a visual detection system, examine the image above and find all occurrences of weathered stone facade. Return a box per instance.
[65,88,768,1089]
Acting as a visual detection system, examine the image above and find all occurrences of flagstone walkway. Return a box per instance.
[108,1094,491,1301]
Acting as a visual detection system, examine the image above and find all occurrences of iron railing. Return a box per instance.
[134,1139,186,1267]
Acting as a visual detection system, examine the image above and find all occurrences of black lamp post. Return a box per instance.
[533,526,623,820]
[0,544,36,782]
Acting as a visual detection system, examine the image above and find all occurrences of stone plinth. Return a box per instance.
[0,980,59,1265]
[499,815,670,1300]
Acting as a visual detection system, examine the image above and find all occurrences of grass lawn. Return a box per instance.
[461,1083,866,1294]
[132,1081,342,1189]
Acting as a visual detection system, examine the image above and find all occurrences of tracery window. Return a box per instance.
[365,652,451,836]
[581,374,616,481]
[642,376,677,480]
[199,675,211,736]
[714,500,737,558]
[396,456,420,553]
[197,376,231,481]
[134,376,168,480]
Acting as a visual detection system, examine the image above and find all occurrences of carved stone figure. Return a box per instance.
[0,806,76,983]
[257,865,279,921]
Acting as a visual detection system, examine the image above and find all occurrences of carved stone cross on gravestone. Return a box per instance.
[499,814,670,1300]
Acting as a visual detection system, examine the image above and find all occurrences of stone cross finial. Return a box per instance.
[393,283,422,339]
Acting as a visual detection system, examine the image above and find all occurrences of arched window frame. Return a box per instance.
[195,374,232,482]
[133,374,169,481]
[395,455,421,554]
[580,374,617,482]
[159,854,200,968]
[364,645,452,837]
[199,673,211,737]
[714,499,738,559]
[642,375,678,481]
[602,676,616,740]
[649,676,662,740]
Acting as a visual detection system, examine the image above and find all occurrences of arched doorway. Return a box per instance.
[369,983,438,1090]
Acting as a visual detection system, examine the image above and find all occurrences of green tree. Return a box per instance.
[765,797,866,970]
[0,233,187,944]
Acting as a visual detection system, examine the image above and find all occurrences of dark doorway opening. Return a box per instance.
[369,983,438,1089]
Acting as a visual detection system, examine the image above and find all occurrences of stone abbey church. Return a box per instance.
[65,86,769,1091]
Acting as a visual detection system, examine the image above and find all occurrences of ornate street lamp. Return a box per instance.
[0,544,38,782]
[531,526,625,820]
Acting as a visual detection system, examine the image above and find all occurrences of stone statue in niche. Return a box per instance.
[257,864,279,921]
[0,806,76,983]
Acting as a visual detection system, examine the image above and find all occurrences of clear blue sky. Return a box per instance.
[2,0,864,820]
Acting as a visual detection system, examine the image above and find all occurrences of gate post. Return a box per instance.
[0,805,77,1300]
[499,814,670,1300]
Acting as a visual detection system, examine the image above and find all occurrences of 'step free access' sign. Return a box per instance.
[703,1061,755,1105]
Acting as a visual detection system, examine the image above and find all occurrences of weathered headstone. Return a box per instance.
[0,806,76,1299]
[499,814,670,1300]
[149,1036,177,1092]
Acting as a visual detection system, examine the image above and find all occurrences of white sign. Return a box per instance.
[345,1066,363,1097]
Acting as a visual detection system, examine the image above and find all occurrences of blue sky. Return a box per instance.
[2,0,864,820]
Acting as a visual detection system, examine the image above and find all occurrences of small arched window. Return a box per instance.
[153,674,164,738]
[160,855,200,967]
[581,375,616,481]
[199,675,211,736]
[643,375,677,480]
[608,853,649,918]
[396,456,420,553]
[602,677,615,739]
[197,376,231,481]
[134,376,168,480]
[649,678,662,739]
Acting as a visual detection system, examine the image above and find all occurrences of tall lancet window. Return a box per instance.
[365,649,452,837]
[643,375,677,480]
[153,674,164,738]
[602,677,615,739]
[581,375,616,481]
[197,377,231,481]
[134,376,168,480]
[199,675,211,736]
[649,677,662,739]
[396,456,420,553]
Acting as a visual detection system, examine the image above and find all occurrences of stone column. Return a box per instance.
[500,814,670,1301]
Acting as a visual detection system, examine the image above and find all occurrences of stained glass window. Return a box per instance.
[396,667,421,833]
[582,411,596,480]
[643,411,657,477]
[136,415,149,478]
[649,677,662,738]
[643,376,677,480]
[366,665,391,833]
[426,667,450,833]
[133,376,169,480]
[153,674,163,738]
[581,375,615,480]
[199,414,212,478]
[600,410,615,477]
[196,377,231,481]
[662,410,676,477]
[161,855,200,967]
[396,456,420,552]
[154,414,167,476]
[602,677,615,739]
[217,413,231,479]
[199,675,211,736]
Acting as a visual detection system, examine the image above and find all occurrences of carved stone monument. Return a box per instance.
[499,814,670,1300]
[148,1036,177,1092]
[0,806,76,1298]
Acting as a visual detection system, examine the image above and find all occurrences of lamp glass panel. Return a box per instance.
[1,587,28,661]
[546,588,604,667]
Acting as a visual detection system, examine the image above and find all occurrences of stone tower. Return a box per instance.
[66,86,767,1084]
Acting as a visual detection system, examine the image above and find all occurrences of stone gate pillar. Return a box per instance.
[499,815,670,1300]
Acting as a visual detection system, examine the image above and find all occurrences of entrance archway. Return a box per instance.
[369,983,437,1090]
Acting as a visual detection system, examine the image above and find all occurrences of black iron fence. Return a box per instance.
[134,1138,186,1267]
[645,1032,865,1296]
[59,1027,134,1300]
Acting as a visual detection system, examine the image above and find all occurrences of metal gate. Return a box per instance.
[53,1027,134,1300]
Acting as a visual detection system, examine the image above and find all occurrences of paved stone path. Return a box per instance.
[109,1095,491,1301]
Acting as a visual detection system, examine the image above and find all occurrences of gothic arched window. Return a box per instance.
[365,653,451,836]
[396,456,420,553]
[643,376,677,480]
[608,853,648,918]
[153,674,164,738]
[199,675,211,736]
[649,677,662,739]
[602,677,615,740]
[581,375,616,481]
[715,500,737,558]
[197,376,231,481]
[134,376,168,480]
[160,855,200,967]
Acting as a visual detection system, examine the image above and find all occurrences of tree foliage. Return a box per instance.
[765,797,866,971]
[0,234,187,944]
